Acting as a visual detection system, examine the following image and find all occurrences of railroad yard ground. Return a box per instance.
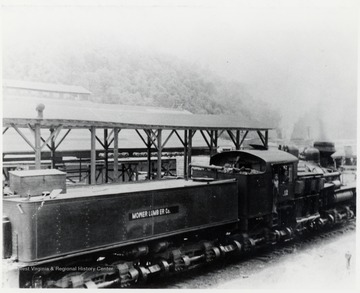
[151,223,357,291]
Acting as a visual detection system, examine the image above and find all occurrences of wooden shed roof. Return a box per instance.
[3,96,274,131]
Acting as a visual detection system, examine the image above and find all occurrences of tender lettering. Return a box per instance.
[129,206,179,221]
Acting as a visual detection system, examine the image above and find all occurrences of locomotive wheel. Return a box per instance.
[158,259,170,275]
[137,266,149,283]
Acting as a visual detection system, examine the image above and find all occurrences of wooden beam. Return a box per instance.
[157,129,162,180]
[95,134,106,150]
[161,129,175,149]
[2,127,9,135]
[40,136,52,151]
[106,129,114,142]
[90,126,96,185]
[55,129,71,150]
[187,129,193,179]
[184,130,188,178]
[34,124,41,169]
[135,129,148,147]
[200,130,211,149]
[236,130,240,150]
[209,130,214,155]
[108,130,118,147]
[240,130,249,147]
[40,125,63,150]
[104,129,109,183]
[145,129,158,149]
[174,129,185,146]
[113,128,119,182]
[53,125,64,141]
[257,130,266,146]
[214,130,218,149]
[227,130,237,146]
[11,123,35,151]
[147,132,152,180]
[27,124,35,136]
[50,129,56,169]
[265,130,268,149]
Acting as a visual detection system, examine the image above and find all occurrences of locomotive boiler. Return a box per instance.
[2,148,356,288]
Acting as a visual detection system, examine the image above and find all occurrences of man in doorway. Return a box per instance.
[272,173,279,214]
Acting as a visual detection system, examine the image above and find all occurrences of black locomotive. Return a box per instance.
[2,148,356,288]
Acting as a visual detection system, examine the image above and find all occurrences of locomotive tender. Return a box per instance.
[2,148,356,288]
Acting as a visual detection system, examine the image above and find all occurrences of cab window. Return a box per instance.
[272,164,293,183]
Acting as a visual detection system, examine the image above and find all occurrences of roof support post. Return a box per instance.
[236,130,240,150]
[147,131,152,180]
[209,130,213,155]
[187,129,193,180]
[265,130,268,149]
[183,130,188,179]
[213,130,218,154]
[90,126,96,185]
[113,127,119,182]
[104,129,109,183]
[34,123,41,169]
[157,129,162,180]
[50,128,56,169]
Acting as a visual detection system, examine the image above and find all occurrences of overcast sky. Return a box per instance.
[2,0,358,139]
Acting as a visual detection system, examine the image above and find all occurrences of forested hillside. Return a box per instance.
[3,44,281,128]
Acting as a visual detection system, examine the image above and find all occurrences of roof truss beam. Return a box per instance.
[3,127,9,135]
[10,123,36,151]
[135,129,148,147]
[39,125,63,151]
[227,130,237,146]
[240,130,249,147]
[161,129,175,149]
[218,129,225,138]
[144,129,158,149]
[174,130,185,147]
[257,130,266,147]
[95,134,106,149]
[200,130,211,149]
[55,129,71,150]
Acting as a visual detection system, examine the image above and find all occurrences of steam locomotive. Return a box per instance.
[2,146,356,288]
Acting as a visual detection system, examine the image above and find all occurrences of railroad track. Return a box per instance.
[140,220,356,289]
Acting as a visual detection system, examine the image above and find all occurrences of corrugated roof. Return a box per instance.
[2,96,274,130]
[3,79,91,95]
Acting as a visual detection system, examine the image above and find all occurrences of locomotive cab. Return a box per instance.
[192,149,298,231]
